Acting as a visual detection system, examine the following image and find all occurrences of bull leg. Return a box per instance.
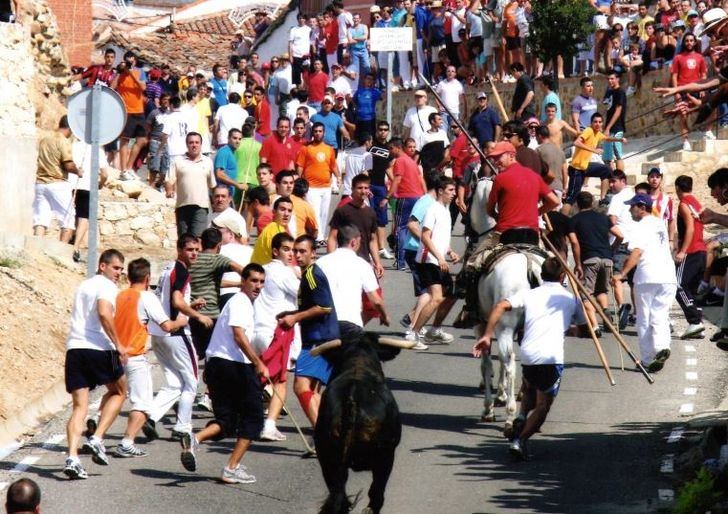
[319,458,351,514]
[366,451,395,514]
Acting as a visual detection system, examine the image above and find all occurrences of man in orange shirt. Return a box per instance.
[295,122,341,246]
[114,258,189,457]
[111,51,147,176]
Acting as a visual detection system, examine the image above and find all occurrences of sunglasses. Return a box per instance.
[244,94,252,98]
[502,132,515,138]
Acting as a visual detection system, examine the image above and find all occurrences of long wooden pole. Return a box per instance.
[539,222,654,384]
[485,76,509,122]
[542,215,615,386]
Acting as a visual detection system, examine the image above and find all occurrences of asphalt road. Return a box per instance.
[2,227,727,514]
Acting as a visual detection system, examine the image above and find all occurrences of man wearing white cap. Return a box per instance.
[403,90,439,151]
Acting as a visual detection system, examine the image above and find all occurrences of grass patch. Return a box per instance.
[0,257,21,268]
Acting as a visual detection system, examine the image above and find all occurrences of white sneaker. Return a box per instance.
[424,327,454,344]
[405,330,429,350]
[260,426,287,441]
[705,130,716,140]
[412,340,429,350]
[221,465,256,484]
[195,393,213,412]
[379,248,394,259]
[682,140,692,151]
[680,323,705,339]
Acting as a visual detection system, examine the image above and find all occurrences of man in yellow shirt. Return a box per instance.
[251,197,293,264]
[563,112,626,214]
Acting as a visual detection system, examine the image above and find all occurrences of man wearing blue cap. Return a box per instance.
[611,193,677,372]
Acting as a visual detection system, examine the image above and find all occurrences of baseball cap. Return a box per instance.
[334,92,345,100]
[525,116,540,127]
[149,68,162,80]
[212,210,244,237]
[331,63,342,69]
[414,89,427,97]
[687,9,699,18]
[487,141,517,157]
[671,19,686,29]
[647,166,663,176]
[624,193,653,208]
[477,91,488,99]
[323,95,334,103]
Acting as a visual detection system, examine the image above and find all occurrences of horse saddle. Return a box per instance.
[473,243,549,289]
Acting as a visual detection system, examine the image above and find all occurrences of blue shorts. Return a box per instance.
[294,347,333,384]
[370,184,389,227]
[602,131,623,162]
[522,364,564,397]
[404,249,426,296]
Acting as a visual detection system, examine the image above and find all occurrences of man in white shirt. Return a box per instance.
[63,249,126,480]
[403,90,439,151]
[317,224,390,338]
[289,13,312,86]
[611,193,677,373]
[409,177,459,349]
[252,233,300,442]
[180,263,268,485]
[328,63,352,98]
[473,257,587,461]
[209,185,249,243]
[341,132,373,197]
[434,66,466,127]
[214,209,253,307]
[162,96,196,161]
[212,93,246,148]
[606,169,636,323]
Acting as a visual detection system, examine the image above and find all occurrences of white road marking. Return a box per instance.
[667,427,684,443]
[684,345,696,353]
[0,442,22,461]
[686,371,698,380]
[10,456,40,474]
[658,489,675,501]
[684,387,697,396]
[686,358,697,366]
[660,455,674,473]
[679,403,694,416]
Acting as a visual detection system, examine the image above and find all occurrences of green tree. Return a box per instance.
[527,0,594,90]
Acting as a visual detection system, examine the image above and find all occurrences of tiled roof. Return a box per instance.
[174,12,257,38]
[107,30,234,73]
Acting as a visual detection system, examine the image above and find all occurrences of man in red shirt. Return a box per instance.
[322,10,339,73]
[486,141,559,246]
[253,86,271,138]
[674,174,707,338]
[306,58,328,111]
[80,48,117,87]
[670,33,710,149]
[448,123,479,227]
[387,137,427,270]
[259,117,299,176]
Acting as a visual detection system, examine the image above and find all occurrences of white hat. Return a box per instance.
[370,6,381,13]
[699,8,728,37]
[212,209,244,237]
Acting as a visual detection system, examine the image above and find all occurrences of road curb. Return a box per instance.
[0,380,69,448]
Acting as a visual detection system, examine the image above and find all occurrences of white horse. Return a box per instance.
[469,177,544,435]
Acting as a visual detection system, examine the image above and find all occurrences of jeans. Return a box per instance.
[148,138,169,175]
[350,48,370,85]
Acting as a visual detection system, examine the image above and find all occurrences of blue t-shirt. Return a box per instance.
[404,194,435,252]
[414,5,432,39]
[213,145,238,195]
[311,111,344,149]
[299,264,340,346]
[571,94,598,132]
[353,88,382,121]
[210,78,228,108]
[348,25,367,51]
[468,107,501,146]
[540,91,562,122]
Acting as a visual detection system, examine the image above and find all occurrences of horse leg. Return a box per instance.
[365,449,395,514]
[498,327,517,439]
[476,323,495,421]
[505,344,518,426]
[494,327,508,407]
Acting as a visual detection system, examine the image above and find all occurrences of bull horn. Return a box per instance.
[378,337,418,349]
[309,339,342,356]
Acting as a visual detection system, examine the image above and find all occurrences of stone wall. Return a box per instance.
[382,69,677,138]
[98,201,178,248]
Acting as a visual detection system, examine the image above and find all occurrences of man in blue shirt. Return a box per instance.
[353,73,382,137]
[278,235,340,426]
[213,128,243,198]
[468,92,501,146]
[414,0,432,80]
[311,95,349,150]
[209,63,229,112]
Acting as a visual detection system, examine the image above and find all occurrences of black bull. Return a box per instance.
[314,333,403,514]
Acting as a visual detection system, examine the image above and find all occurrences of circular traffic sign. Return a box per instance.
[67,85,127,145]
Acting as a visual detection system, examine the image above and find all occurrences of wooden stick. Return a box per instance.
[542,215,615,386]
[417,72,498,176]
[539,221,654,384]
[486,76,509,122]
[265,376,317,456]
[237,188,247,214]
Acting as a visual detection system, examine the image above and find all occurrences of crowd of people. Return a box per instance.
[24,0,728,480]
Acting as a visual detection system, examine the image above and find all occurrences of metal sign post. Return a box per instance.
[67,85,126,277]
[371,28,413,132]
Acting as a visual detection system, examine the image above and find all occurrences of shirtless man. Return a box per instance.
[544,103,578,149]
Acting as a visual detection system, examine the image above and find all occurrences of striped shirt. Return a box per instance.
[189,253,233,318]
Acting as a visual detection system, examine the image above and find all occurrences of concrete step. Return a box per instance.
[717,128,728,140]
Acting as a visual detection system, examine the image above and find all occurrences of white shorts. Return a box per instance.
[125,354,153,415]
[32,182,75,229]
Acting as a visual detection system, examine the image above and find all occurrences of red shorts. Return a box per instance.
[362,286,383,319]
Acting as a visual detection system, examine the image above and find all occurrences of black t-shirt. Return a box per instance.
[370,141,392,186]
[568,209,613,261]
[512,74,535,117]
[603,87,627,134]
[329,202,378,262]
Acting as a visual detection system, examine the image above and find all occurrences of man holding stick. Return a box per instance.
[473,257,587,461]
